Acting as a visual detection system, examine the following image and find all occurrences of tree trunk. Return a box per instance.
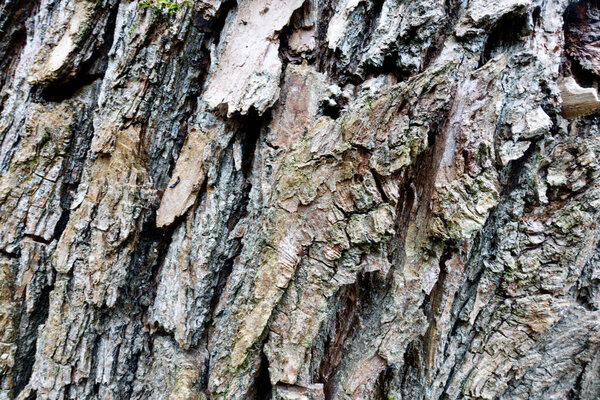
[1,0,600,399]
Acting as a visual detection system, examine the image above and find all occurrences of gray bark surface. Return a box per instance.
[0,0,599,399]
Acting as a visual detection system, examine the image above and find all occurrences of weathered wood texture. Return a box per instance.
[1,0,600,399]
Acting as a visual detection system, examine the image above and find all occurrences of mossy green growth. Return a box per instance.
[138,0,188,13]
[21,157,38,173]
[37,131,52,150]
[554,205,584,233]
[475,143,488,160]
[76,26,91,44]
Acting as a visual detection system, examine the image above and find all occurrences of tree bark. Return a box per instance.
[1,0,600,399]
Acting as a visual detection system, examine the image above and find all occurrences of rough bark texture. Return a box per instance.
[1,0,600,399]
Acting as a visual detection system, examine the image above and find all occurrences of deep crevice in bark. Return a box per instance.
[478,11,530,69]
[374,362,398,400]
[398,340,425,400]
[564,0,600,87]
[254,350,273,400]
[318,282,361,399]
[32,72,104,104]
[12,282,52,396]
[315,0,340,74]
[0,0,38,112]
[129,212,178,313]
[209,0,238,47]
[32,1,120,103]
[279,0,314,65]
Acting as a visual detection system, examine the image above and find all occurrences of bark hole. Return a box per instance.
[564,0,600,86]
[33,2,119,102]
[255,351,273,400]
[479,12,529,68]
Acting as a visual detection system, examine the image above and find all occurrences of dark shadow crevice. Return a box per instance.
[564,0,600,87]
[12,283,52,396]
[255,350,273,400]
[32,1,120,103]
[0,0,38,113]
[477,11,530,69]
